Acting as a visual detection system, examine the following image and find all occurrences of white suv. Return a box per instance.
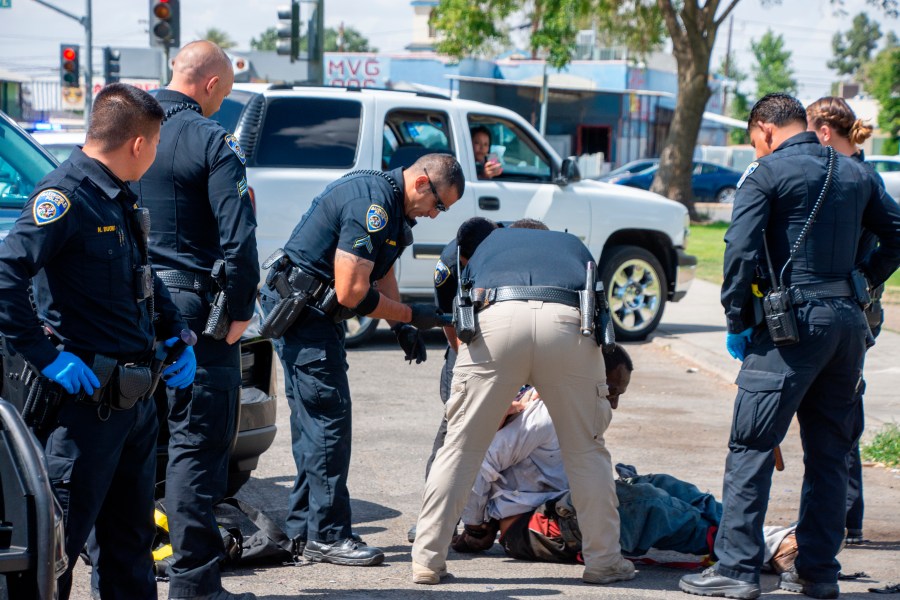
[215,85,696,343]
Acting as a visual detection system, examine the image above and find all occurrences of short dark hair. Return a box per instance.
[509,218,549,230]
[603,343,633,372]
[470,125,492,145]
[413,153,466,200]
[456,217,498,259]
[747,93,807,132]
[87,83,164,152]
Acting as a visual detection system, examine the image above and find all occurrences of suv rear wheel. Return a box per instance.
[601,245,667,341]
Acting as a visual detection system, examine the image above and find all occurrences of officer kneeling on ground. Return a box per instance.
[0,83,196,600]
[412,225,635,586]
[260,153,464,566]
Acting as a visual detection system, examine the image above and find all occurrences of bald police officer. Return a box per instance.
[134,41,259,600]
[261,154,464,566]
[679,93,900,600]
[0,84,195,600]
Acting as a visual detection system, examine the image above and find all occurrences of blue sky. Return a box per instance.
[0,0,897,99]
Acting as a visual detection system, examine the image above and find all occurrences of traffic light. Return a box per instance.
[103,47,121,84]
[60,44,80,89]
[276,1,300,63]
[149,0,180,49]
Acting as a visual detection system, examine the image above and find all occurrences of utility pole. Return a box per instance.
[34,0,93,126]
[723,15,733,115]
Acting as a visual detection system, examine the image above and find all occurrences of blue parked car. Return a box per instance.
[607,160,743,203]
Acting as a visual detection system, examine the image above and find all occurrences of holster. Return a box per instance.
[850,269,872,310]
[1,340,65,434]
[203,259,232,340]
[592,283,616,352]
[113,364,155,410]
[259,292,310,339]
[453,295,477,344]
[763,287,800,346]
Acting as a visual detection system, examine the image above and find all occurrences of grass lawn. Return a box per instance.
[689,223,900,299]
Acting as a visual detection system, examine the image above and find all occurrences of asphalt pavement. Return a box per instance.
[68,280,900,599]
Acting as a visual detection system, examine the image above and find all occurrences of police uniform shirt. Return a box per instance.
[135,89,259,321]
[284,168,410,284]
[721,131,900,333]
[433,240,458,313]
[0,147,187,369]
[465,229,594,290]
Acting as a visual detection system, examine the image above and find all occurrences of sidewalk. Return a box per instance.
[653,279,900,432]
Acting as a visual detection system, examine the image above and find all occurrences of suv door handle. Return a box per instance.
[478,196,500,210]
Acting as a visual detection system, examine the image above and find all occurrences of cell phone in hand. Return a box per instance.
[487,152,499,164]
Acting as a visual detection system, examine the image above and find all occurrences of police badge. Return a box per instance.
[366,204,388,233]
[33,189,71,226]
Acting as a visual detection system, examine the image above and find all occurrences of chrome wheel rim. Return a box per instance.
[344,315,374,338]
[608,258,662,333]
[717,187,736,203]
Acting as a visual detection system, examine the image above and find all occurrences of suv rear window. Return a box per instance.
[255,98,362,168]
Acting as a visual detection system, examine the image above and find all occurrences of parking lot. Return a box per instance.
[68,282,900,598]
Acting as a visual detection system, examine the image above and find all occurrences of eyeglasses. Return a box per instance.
[422,167,448,212]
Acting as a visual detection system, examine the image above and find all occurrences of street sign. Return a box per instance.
[0,0,11,9]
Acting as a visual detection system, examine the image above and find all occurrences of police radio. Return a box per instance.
[453,247,477,344]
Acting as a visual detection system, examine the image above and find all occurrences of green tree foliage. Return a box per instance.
[717,51,750,144]
[865,45,900,149]
[751,30,798,98]
[431,0,662,69]
[299,26,376,53]
[828,12,882,77]
[199,27,237,50]
[251,27,279,52]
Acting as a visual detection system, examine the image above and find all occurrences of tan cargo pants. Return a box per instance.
[412,300,622,574]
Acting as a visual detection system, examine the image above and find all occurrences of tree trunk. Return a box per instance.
[650,58,712,219]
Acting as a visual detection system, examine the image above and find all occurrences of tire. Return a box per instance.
[343,315,380,347]
[716,186,736,203]
[600,245,667,342]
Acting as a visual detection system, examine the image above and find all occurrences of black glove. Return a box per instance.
[391,323,427,364]
[408,303,446,330]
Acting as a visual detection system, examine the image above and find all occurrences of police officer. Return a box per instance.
[679,93,900,600]
[133,41,258,600]
[806,95,887,545]
[411,226,635,587]
[260,153,464,566]
[0,83,196,600]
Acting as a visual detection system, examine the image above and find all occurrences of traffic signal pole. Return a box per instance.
[34,0,93,126]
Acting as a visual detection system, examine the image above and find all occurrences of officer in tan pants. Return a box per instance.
[411,227,635,586]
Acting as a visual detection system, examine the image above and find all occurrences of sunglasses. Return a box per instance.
[422,167,447,212]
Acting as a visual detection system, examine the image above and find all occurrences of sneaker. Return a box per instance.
[583,556,637,585]
[845,529,864,544]
[779,568,839,599]
[679,567,761,599]
[412,561,447,585]
[170,590,257,600]
[303,538,385,566]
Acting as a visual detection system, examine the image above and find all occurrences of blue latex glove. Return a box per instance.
[163,337,197,389]
[726,328,754,361]
[41,351,101,395]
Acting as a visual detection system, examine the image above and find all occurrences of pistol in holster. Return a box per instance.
[259,249,320,339]
[579,262,615,352]
[203,259,232,340]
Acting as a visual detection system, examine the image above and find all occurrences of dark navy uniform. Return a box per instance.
[262,168,410,545]
[0,148,187,600]
[134,89,258,597]
[716,132,900,585]
[413,229,634,583]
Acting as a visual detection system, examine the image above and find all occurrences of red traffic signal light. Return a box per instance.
[60,44,80,88]
[62,47,76,62]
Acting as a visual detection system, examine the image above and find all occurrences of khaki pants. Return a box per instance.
[412,300,622,573]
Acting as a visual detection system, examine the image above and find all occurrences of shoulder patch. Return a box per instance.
[33,189,71,226]
[224,134,246,165]
[434,260,451,287]
[237,177,248,198]
[736,161,759,189]
[366,204,388,233]
[352,235,373,254]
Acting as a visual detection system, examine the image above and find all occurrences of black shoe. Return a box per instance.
[779,568,839,599]
[303,538,385,566]
[679,567,761,599]
[845,528,864,544]
[407,524,417,543]
[291,535,306,558]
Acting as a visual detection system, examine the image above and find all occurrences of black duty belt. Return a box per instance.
[789,280,853,304]
[471,286,580,310]
[157,269,212,293]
